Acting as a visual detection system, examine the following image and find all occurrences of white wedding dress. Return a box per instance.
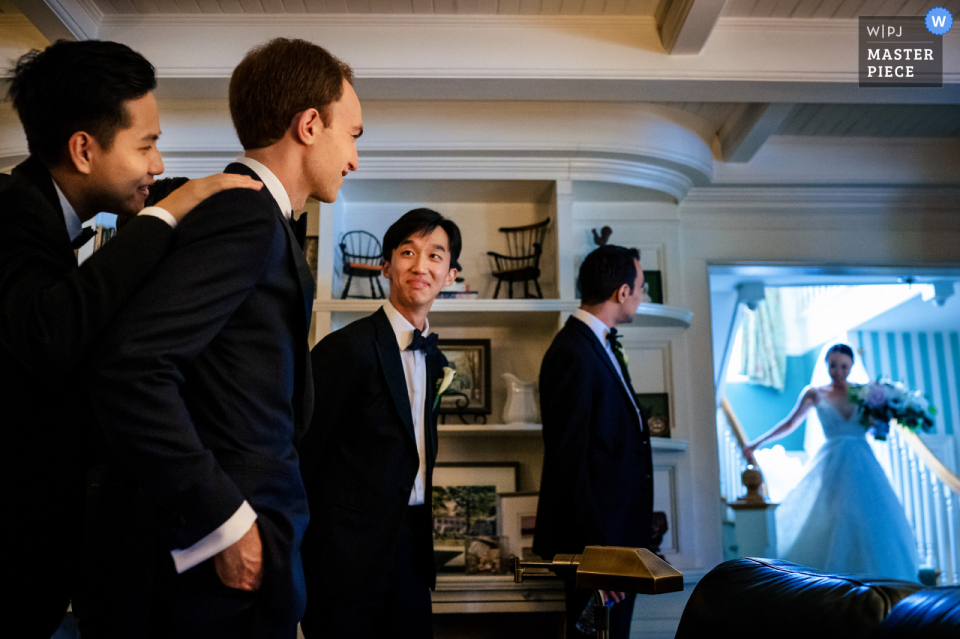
[775,399,920,582]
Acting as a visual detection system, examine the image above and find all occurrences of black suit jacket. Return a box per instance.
[533,316,653,560]
[0,156,173,636]
[89,163,315,630]
[299,307,444,608]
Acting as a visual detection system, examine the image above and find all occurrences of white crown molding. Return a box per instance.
[101,13,657,29]
[160,153,698,201]
[682,186,960,210]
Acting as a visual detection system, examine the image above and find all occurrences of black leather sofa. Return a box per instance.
[675,558,960,639]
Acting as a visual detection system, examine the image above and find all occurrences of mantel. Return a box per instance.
[432,573,564,614]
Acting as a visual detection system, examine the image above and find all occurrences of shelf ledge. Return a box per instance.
[314,299,693,328]
[439,423,689,451]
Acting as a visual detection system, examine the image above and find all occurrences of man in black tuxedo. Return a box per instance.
[299,208,461,639]
[89,38,361,638]
[0,40,258,638]
[534,245,653,639]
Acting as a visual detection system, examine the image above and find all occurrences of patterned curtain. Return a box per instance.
[739,288,787,391]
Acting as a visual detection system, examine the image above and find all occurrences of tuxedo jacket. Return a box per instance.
[89,163,315,631]
[299,307,445,605]
[533,316,653,560]
[0,156,174,636]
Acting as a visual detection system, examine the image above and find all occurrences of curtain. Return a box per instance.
[739,288,787,391]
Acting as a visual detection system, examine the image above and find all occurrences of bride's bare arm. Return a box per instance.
[742,386,819,462]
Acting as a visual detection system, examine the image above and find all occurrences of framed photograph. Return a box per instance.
[437,339,492,415]
[496,492,540,562]
[642,270,663,304]
[432,462,519,573]
[464,536,507,574]
[636,392,670,438]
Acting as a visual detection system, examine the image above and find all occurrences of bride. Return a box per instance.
[742,343,919,582]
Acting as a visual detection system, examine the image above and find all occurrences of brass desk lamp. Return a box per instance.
[514,546,683,639]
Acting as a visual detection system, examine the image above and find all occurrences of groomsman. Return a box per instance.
[0,40,257,637]
[534,244,654,639]
[89,38,360,638]
[299,208,461,639]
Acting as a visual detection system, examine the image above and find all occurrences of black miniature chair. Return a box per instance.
[487,217,550,299]
[339,230,385,299]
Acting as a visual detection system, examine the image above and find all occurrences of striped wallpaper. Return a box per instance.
[854,330,960,437]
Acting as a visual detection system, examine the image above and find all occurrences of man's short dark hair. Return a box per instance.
[382,208,462,272]
[8,39,157,166]
[578,245,641,305]
[229,38,354,150]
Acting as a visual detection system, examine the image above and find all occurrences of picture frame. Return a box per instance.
[437,339,492,415]
[642,270,663,304]
[496,491,540,562]
[636,392,671,438]
[432,462,519,573]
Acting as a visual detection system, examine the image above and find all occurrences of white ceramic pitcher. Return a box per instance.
[502,373,539,424]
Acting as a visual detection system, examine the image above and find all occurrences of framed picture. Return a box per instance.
[432,462,519,573]
[642,270,663,304]
[496,492,540,561]
[437,339,492,415]
[464,536,507,574]
[636,392,670,438]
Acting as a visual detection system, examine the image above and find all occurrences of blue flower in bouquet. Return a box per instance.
[849,379,936,440]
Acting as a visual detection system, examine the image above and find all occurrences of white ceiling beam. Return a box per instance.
[98,17,959,104]
[658,0,728,55]
[717,102,794,163]
[11,0,101,41]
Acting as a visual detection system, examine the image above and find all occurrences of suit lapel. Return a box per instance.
[13,156,73,258]
[425,352,442,465]
[566,317,642,429]
[225,163,315,330]
[372,308,417,445]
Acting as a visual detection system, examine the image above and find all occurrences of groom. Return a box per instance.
[534,244,653,639]
[299,208,461,639]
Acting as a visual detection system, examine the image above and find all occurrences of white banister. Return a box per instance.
[878,424,960,586]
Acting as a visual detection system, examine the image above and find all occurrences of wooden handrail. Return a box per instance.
[898,424,960,495]
[721,397,750,451]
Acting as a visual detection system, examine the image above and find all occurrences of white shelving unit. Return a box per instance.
[308,176,695,612]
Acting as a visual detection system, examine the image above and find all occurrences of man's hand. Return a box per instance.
[214,521,263,591]
[602,590,627,604]
[156,174,262,222]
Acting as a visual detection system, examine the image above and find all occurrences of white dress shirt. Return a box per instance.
[382,300,430,506]
[571,308,643,430]
[53,180,178,244]
[170,155,294,573]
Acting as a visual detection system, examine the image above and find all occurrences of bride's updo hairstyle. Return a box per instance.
[825,343,855,363]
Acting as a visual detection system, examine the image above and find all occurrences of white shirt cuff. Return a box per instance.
[139,206,177,228]
[170,501,257,574]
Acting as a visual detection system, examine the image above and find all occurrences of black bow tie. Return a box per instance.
[606,327,621,349]
[407,329,439,355]
[71,227,97,250]
[290,213,307,250]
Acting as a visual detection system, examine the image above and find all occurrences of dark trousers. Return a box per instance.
[74,466,163,639]
[564,580,636,639]
[302,504,434,639]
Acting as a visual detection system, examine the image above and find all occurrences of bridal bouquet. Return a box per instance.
[848,379,936,440]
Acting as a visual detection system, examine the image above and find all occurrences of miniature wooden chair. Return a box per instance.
[487,218,550,299]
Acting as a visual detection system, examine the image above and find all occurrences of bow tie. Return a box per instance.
[71,227,97,250]
[606,327,621,349]
[407,329,439,355]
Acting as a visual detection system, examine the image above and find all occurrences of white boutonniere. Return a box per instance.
[433,366,456,411]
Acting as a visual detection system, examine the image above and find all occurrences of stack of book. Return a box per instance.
[436,282,479,300]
